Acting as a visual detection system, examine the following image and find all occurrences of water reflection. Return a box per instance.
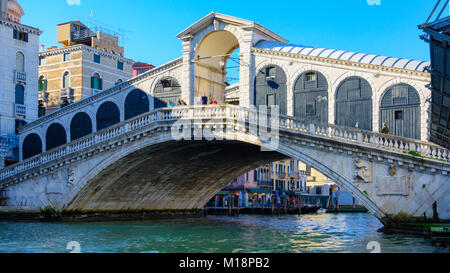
[0,213,447,253]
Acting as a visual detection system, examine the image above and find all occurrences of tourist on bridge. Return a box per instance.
[167,100,174,107]
[210,97,218,105]
[201,94,208,105]
[381,123,390,134]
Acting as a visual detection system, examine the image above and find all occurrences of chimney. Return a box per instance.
[0,0,8,20]
[40,44,45,52]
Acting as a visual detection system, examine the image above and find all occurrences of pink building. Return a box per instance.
[132,62,155,77]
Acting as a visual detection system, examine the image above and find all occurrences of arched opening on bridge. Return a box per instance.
[22,133,42,160]
[153,77,181,109]
[254,65,287,115]
[293,70,328,122]
[46,123,67,151]
[96,101,120,131]
[70,112,93,141]
[194,30,240,105]
[335,76,372,130]
[380,84,421,139]
[125,89,150,120]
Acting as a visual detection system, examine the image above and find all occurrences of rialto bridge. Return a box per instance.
[0,13,448,223]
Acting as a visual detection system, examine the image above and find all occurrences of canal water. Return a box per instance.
[0,213,447,253]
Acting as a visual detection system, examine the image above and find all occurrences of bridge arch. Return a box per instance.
[293,70,329,123]
[45,123,67,151]
[124,89,150,120]
[254,64,288,115]
[335,76,373,130]
[193,28,242,104]
[70,112,93,141]
[96,101,121,131]
[22,133,42,160]
[61,132,385,219]
[379,83,421,139]
[153,77,182,109]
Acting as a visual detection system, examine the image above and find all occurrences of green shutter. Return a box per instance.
[99,78,103,90]
[91,77,94,88]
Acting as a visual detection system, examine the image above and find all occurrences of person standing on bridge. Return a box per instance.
[201,94,208,105]
[167,100,174,107]
[381,123,389,134]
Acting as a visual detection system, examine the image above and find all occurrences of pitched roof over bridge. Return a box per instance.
[255,40,430,72]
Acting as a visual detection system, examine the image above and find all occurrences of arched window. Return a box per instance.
[116,79,123,85]
[70,112,93,141]
[254,65,287,115]
[15,84,24,105]
[62,72,70,88]
[293,71,328,123]
[380,84,421,139]
[91,73,103,90]
[125,89,149,120]
[154,77,181,109]
[335,76,373,130]
[23,133,42,160]
[38,75,47,91]
[96,101,120,130]
[16,52,24,72]
[46,123,67,151]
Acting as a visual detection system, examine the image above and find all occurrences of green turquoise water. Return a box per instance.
[0,213,447,253]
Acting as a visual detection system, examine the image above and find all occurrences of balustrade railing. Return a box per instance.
[0,105,448,181]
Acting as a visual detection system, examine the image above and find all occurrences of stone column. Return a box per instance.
[181,36,195,105]
[238,31,254,108]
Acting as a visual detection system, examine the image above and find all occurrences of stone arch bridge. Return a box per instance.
[0,13,448,223]
[0,105,449,222]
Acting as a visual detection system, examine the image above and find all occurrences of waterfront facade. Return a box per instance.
[38,20,134,115]
[0,0,41,168]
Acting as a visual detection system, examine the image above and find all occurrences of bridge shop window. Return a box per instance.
[91,73,103,90]
[380,84,421,139]
[124,89,149,120]
[96,101,120,130]
[22,133,42,160]
[70,112,93,141]
[293,70,328,122]
[255,65,287,115]
[335,76,372,130]
[46,123,67,151]
[154,77,182,109]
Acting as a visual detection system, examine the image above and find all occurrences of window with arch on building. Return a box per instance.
[62,72,70,89]
[15,84,24,105]
[116,79,123,85]
[91,73,103,90]
[16,52,24,72]
[254,65,287,115]
[38,76,47,91]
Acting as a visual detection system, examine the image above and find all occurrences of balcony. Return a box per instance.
[14,104,26,117]
[14,70,26,84]
[60,88,74,101]
[38,91,49,102]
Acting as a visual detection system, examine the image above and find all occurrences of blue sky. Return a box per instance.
[19,0,437,66]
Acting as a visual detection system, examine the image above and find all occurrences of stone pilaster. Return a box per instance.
[181,36,195,105]
[238,31,254,108]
